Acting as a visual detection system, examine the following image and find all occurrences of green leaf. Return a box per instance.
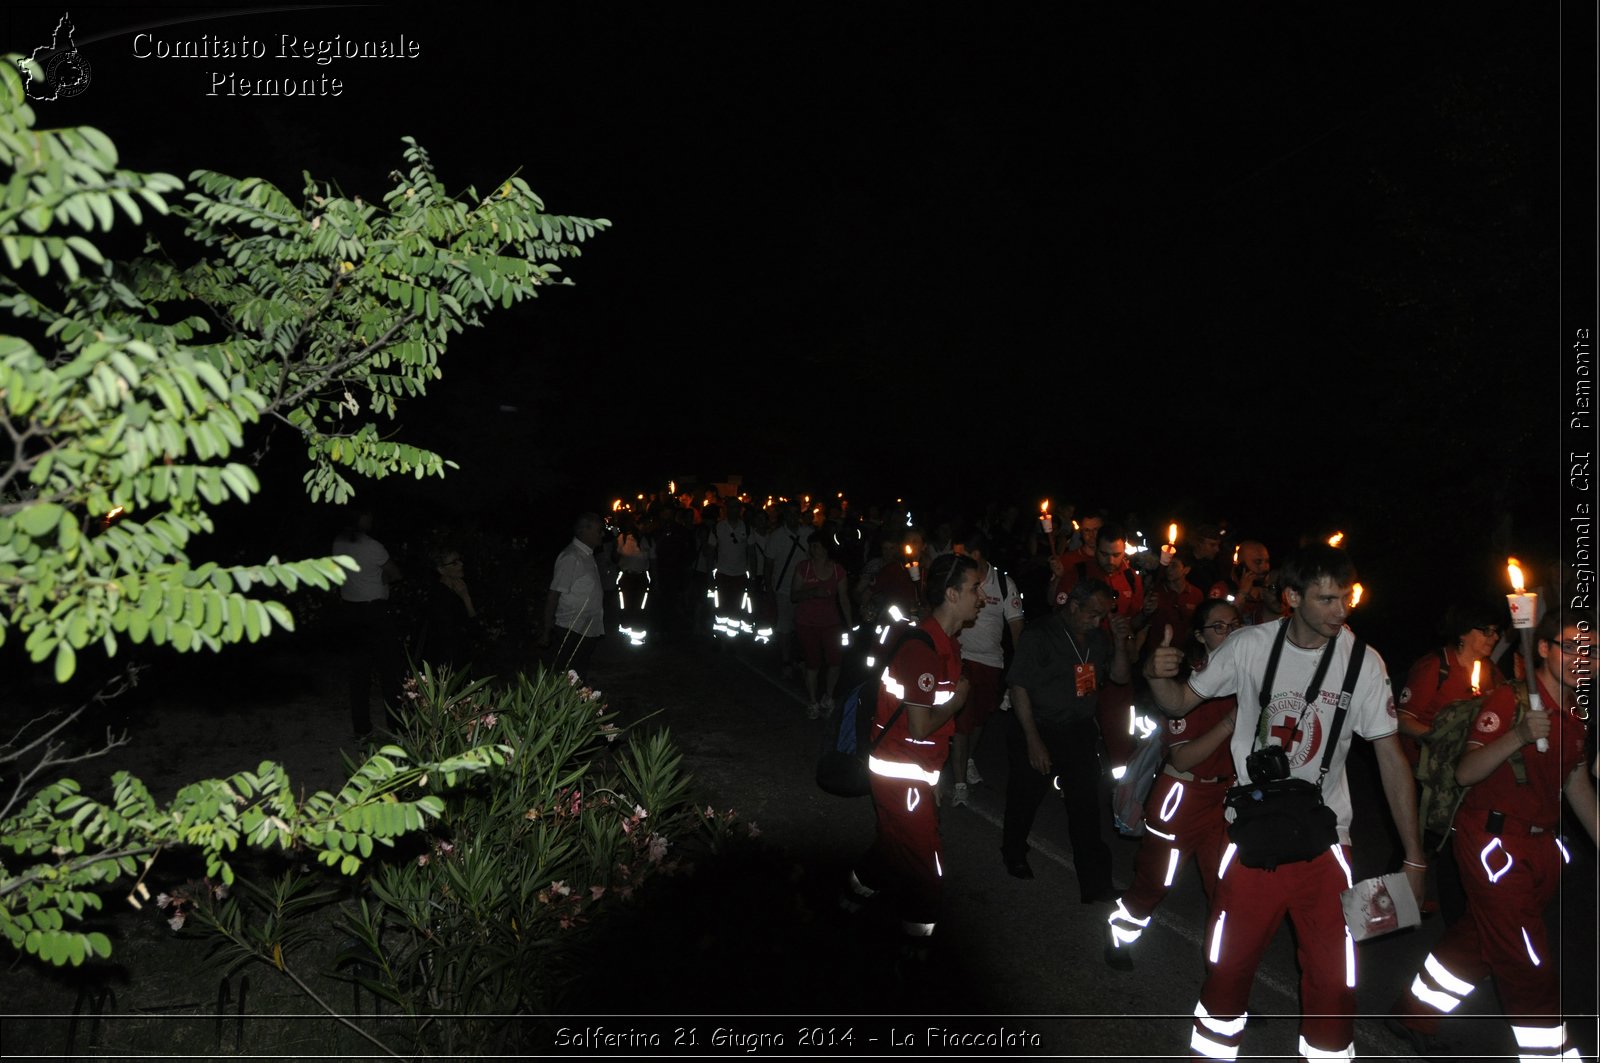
[54,642,76,683]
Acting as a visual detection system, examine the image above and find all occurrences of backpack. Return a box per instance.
[816,625,936,797]
[1111,722,1167,837]
[1414,680,1530,847]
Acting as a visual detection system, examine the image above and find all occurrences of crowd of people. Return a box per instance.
[339,489,1595,1062]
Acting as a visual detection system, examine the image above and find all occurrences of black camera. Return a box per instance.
[1245,745,1291,783]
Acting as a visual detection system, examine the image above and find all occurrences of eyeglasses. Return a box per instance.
[1203,620,1245,634]
[1474,625,1501,638]
[1555,639,1587,654]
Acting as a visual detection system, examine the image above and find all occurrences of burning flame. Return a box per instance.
[1328,531,1344,548]
[904,544,914,558]
[1470,660,1481,695]
[1350,583,1364,608]
[1233,545,1240,565]
[611,499,622,512]
[1041,499,1050,515]
[1507,558,1525,593]
[1168,523,1178,545]
[667,480,676,494]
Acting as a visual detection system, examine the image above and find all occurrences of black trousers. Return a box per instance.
[1000,712,1113,902]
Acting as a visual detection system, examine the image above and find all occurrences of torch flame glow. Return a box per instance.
[1041,499,1050,515]
[1168,523,1178,545]
[1507,558,1525,593]
[1328,531,1345,548]
[611,499,622,512]
[1350,583,1364,608]
[1470,660,1482,695]
[904,544,914,558]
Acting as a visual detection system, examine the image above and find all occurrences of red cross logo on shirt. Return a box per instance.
[1263,701,1323,768]
[1270,715,1302,749]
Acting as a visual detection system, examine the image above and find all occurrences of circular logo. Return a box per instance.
[46,51,92,99]
[917,672,935,693]
[1398,686,1412,705]
[1476,711,1500,733]
[1168,718,1188,736]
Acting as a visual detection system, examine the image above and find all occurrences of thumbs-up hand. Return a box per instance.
[1144,624,1184,680]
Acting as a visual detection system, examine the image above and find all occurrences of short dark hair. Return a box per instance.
[1534,609,1566,648]
[1067,577,1113,607]
[1442,598,1505,642]
[1276,545,1357,597]
[1097,522,1128,546]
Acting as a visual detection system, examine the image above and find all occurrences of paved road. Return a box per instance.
[589,630,1599,1061]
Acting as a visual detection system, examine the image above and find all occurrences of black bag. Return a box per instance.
[1224,621,1366,870]
[816,625,934,797]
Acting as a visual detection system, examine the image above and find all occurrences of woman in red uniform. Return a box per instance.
[1391,612,1598,1061]
[846,553,983,950]
[1105,598,1242,969]
[1397,601,1505,765]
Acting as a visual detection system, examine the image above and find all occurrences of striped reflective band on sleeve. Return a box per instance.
[932,689,955,706]
[868,754,940,786]
[1159,780,1184,822]
[1521,927,1542,967]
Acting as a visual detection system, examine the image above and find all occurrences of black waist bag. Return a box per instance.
[1225,777,1338,870]
[1226,622,1366,871]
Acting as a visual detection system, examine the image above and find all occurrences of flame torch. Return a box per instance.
[1506,558,1547,752]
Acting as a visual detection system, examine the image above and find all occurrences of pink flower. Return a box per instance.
[481,713,498,729]
[416,854,430,867]
[156,893,172,909]
[567,669,581,685]
[633,804,648,820]
[646,834,670,864]
[550,880,572,897]
[590,885,606,901]
[167,912,186,931]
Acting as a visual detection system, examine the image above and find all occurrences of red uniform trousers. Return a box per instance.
[1395,818,1572,1058]
[1190,845,1357,1061]
[955,659,1003,737]
[1110,775,1228,946]
[854,773,942,936]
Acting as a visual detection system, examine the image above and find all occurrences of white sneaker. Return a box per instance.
[806,701,821,720]
[966,759,983,785]
[820,695,835,717]
[952,783,969,807]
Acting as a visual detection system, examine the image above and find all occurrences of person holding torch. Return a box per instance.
[1389,610,1596,1061]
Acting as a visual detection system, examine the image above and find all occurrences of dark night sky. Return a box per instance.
[4,3,1579,653]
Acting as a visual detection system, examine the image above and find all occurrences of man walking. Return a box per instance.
[540,513,606,677]
[1144,544,1425,1062]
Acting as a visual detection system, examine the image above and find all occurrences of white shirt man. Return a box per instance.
[1144,546,1424,1063]
[542,515,606,674]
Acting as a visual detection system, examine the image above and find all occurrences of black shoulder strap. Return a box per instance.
[995,566,1009,599]
[1315,636,1366,781]
[1255,619,1340,750]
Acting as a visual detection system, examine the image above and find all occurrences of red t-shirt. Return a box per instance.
[1162,694,1238,781]
[793,558,845,628]
[1459,677,1588,830]
[1055,558,1144,618]
[873,619,962,773]
[1148,579,1204,648]
[871,560,922,616]
[1398,647,1503,765]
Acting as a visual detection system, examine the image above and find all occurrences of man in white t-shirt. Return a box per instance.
[763,505,813,676]
[1144,544,1425,1062]
[708,500,757,641]
[333,506,404,739]
[540,513,606,676]
[949,531,1025,805]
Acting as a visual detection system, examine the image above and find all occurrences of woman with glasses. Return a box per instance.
[1105,598,1241,970]
[1398,603,1505,766]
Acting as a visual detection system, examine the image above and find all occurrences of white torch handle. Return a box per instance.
[1529,690,1549,754]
